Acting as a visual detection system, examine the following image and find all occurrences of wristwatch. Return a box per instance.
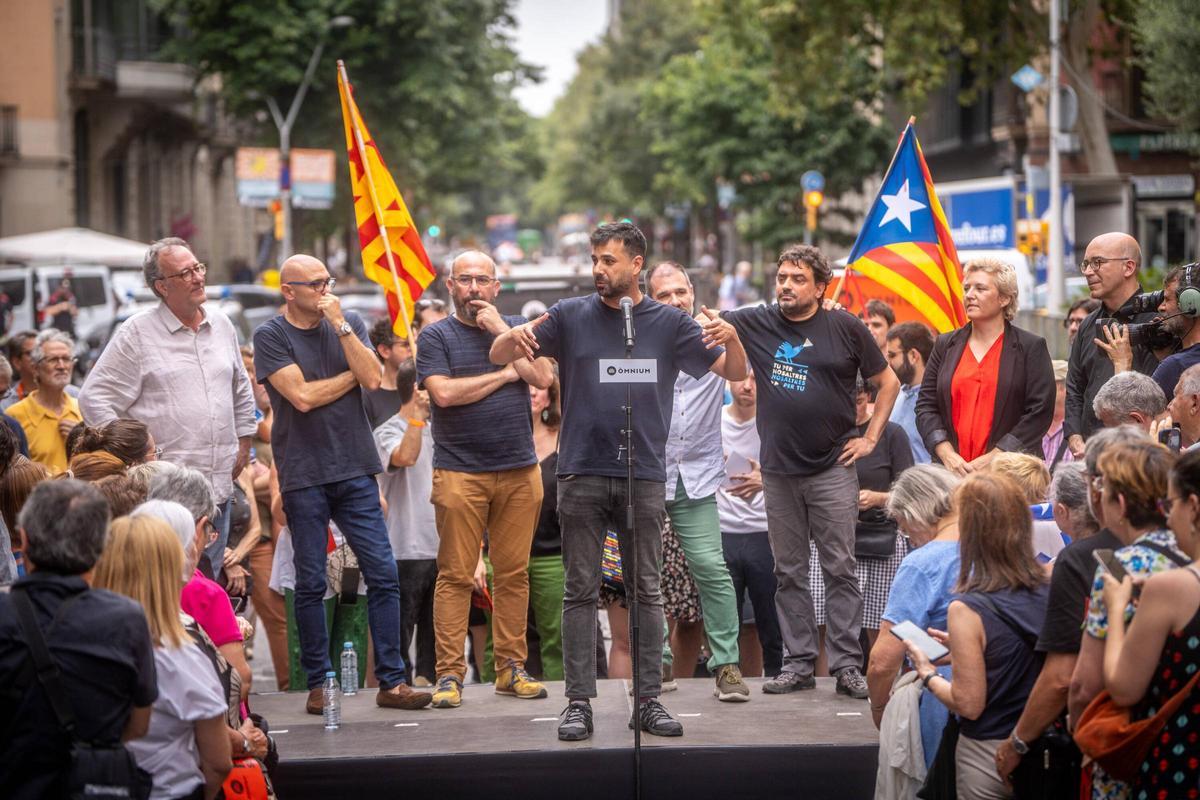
[1010,733,1030,755]
[335,320,353,337]
[921,672,937,689]
[240,733,251,754]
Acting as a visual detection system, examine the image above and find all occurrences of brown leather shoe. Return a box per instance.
[377,683,433,710]
[306,687,323,715]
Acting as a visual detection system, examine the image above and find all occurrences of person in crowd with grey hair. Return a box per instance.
[81,237,256,579]
[1091,370,1167,431]
[0,479,157,799]
[0,357,29,459]
[6,329,81,475]
[1165,363,1200,449]
[866,464,962,768]
[144,472,253,697]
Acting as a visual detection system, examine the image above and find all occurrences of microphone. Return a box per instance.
[620,296,635,350]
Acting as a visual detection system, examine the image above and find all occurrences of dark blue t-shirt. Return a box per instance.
[253,312,383,493]
[415,314,536,473]
[533,294,719,482]
[724,304,888,477]
[1152,342,1200,399]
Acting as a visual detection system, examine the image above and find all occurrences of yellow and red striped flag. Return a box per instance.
[842,120,967,333]
[336,61,435,338]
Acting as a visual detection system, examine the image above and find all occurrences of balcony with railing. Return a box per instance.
[71,0,192,100]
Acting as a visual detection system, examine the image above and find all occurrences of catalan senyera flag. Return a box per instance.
[843,121,967,334]
[337,63,435,338]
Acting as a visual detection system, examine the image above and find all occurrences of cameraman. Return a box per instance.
[1150,265,1200,398]
[1065,232,1162,458]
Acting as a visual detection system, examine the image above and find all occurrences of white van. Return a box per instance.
[0,264,115,337]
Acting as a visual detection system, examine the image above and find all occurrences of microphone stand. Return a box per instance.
[621,312,642,800]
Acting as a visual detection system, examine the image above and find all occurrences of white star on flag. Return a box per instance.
[877,179,927,232]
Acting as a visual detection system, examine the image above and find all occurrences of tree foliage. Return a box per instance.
[151,0,541,233]
[1133,0,1200,132]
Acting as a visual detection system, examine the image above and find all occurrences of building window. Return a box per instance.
[74,109,90,227]
[0,106,16,155]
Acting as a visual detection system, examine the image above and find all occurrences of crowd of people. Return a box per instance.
[1,222,1199,800]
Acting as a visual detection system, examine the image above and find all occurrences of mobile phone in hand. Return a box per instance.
[1159,426,1182,452]
[1093,548,1128,583]
[890,620,949,663]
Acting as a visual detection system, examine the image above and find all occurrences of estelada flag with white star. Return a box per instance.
[843,119,967,333]
[336,61,435,339]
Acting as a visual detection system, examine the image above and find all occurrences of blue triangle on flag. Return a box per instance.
[847,126,940,262]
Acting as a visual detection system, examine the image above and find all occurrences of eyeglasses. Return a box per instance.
[452,275,496,287]
[1079,256,1128,274]
[161,263,207,282]
[1159,495,1183,515]
[152,446,163,460]
[40,356,77,367]
[284,278,336,292]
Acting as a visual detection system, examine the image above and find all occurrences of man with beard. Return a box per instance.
[7,330,81,474]
[490,222,747,741]
[717,244,899,700]
[364,318,414,430]
[416,250,554,709]
[1149,264,1200,399]
[884,321,934,465]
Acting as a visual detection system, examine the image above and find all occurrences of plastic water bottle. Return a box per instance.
[322,671,341,730]
[340,642,359,696]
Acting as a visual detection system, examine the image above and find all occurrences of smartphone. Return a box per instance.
[1159,425,1182,452]
[1093,548,1128,583]
[890,620,949,663]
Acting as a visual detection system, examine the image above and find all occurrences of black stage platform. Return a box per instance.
[256,677,880,800]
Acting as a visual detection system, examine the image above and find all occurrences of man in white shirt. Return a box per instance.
[648,262,748,702]
[81,238,256,576]
[716,367,782,676]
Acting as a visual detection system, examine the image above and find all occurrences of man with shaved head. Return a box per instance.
[415,249,553,709]
[81,237,256,576]
[254,253,432,714]
[1064,232,1161,456]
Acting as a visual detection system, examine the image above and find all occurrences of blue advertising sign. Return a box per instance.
[939,186,1016,249]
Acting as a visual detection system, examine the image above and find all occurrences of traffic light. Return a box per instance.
[268,199,284,242]
[804,190,824,209]
[426,224,441,238]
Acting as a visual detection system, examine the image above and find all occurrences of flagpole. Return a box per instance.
[338,60,417,344]
[839,116,918,299]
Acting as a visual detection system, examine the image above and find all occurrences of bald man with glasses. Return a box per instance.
[81,237,256,576]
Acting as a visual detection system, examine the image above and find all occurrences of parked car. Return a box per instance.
[0,264,115,338]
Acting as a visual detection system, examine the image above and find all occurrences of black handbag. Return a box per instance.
[11,589,152,800]
[854,509,898,558]
[1009,715,1082,800]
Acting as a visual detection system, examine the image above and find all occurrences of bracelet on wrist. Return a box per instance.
[921,672,938,689]
[407,418,427,428]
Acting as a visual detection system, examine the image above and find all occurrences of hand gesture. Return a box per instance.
[472,555,488,594]
[509,313,548,361]
[821,298,845,312]
[698,305,736,350]
[729,458,763,499]
[858,489,887,510]
[239,717,270,760]
[316,293,344,327]
[935,444,973,477]
[1149,414,1175,441]
[1095,322,1133,373]
[225,564,248,596]
[58,418,78,441]
[1100,571,1135,613]
[414,389,431,421]
[470,300,507,336]
[902,639,935,678]
[838,436,876,467]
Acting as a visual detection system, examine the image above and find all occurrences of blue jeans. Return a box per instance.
[203,499,232,580]
[283,475,406,690]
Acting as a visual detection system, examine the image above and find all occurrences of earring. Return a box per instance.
[541,408,550,424]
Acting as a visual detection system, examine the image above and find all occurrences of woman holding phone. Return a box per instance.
[904,473,1049,800]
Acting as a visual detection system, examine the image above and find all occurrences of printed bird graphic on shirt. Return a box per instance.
[773,340,813,364]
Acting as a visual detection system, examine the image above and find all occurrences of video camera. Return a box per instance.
[1096,290,1175,350]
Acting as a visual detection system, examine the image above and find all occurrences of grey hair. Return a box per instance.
[143,237,191,299]
[0,355,12,383]
[18,479,111,575]
[1049,462,1098,534]
[31,328,75,363]
[449,249,496,274]
[1083,424,1150,475]
[127,460,179,495]
[147,465,216,524]
[1093,372,1166,425]
[1178,363,1200,397]
[886,464,961,530]
[131,499,197,556]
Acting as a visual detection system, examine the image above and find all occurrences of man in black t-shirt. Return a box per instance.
[363,317,413,430]
[492,222,747,741]
[254,254,432,714]
[0,480,157,800]
[722,244,899,700]
[416,250,554,709]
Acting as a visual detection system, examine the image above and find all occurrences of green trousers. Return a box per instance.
[527,554,565,680]
[665,478,740,672]
[285,588,369,692]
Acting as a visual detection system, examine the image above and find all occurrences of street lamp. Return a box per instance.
[255,15,354,261]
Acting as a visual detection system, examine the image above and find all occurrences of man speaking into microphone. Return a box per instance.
[491,221,747,741]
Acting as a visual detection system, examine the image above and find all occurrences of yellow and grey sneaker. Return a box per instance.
[714,663,750,702]
[431,675,462,708]
[495,660,548,699]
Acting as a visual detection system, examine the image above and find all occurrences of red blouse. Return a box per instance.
[950,335,1004,462]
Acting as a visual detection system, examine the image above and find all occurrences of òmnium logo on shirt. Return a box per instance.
[772,340,811,392]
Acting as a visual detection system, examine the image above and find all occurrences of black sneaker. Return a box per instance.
[557,701,593,741]
[628,698,683,737]
[762,670,816,694]
[834,666,869,699]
